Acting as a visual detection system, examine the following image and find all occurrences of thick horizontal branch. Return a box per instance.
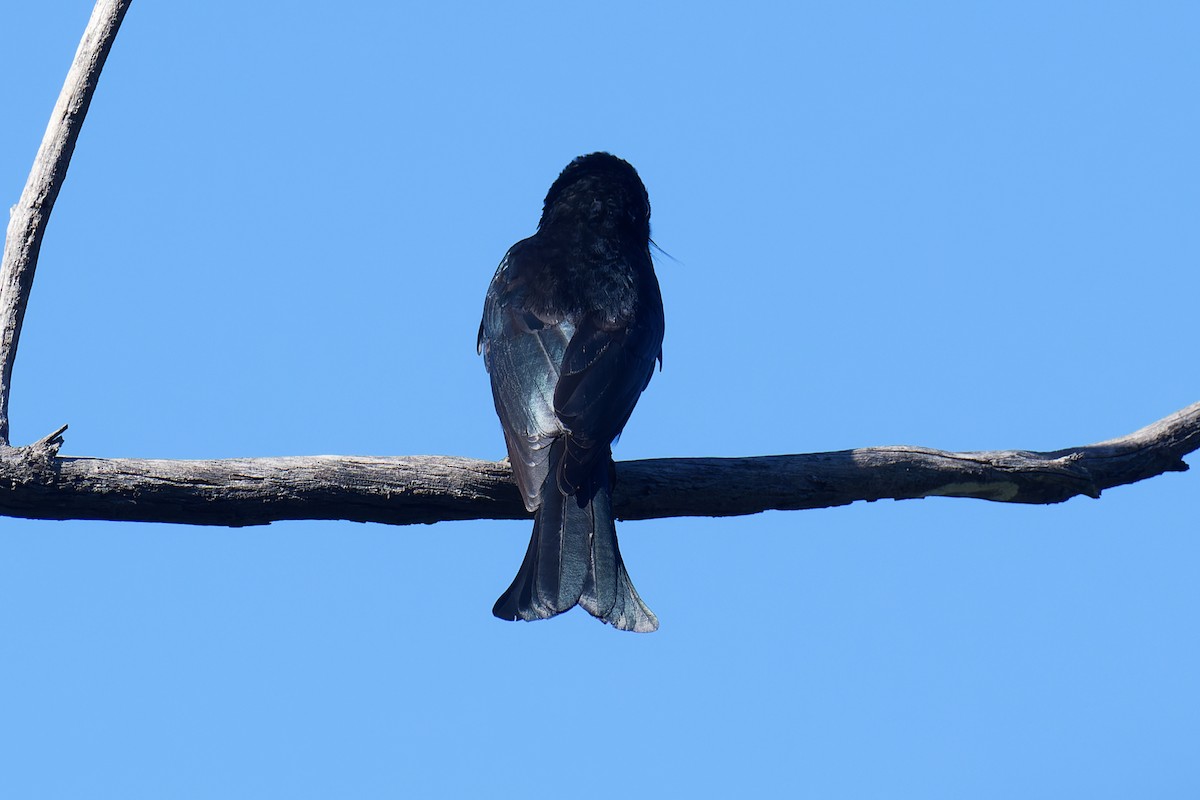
[0,403,1195,528]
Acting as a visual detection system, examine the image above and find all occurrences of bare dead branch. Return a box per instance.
[0,0,132,445]
[0,403,1194,528]
[0,6,1193,533]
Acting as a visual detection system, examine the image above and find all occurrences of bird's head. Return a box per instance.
[538,152,651,240]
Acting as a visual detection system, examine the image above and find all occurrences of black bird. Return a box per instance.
[478,153,664,632]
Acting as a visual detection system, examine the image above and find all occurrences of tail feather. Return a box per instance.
[575,472,657,632]
[492,445,657,632]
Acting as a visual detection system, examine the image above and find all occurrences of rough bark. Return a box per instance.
[1,403,1194,528]
[0,0,131,445]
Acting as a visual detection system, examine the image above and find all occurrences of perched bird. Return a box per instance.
[478,153,665,632]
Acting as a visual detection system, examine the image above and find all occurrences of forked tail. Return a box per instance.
[492,445,657,632]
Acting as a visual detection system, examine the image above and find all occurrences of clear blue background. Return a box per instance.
[2,2,1197,797]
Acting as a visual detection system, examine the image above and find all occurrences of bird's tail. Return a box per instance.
[492,445,658,633]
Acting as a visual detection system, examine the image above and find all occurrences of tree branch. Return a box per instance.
[0,6,1194,532]
[0,0,131,445]
[0,403,1194,528]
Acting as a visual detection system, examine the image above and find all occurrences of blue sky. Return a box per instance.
[1,2,1198,797]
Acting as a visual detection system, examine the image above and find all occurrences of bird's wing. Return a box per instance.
[552,307,663,495]
[479,253,574,512]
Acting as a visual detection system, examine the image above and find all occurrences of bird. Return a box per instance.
[478,152,665,632]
